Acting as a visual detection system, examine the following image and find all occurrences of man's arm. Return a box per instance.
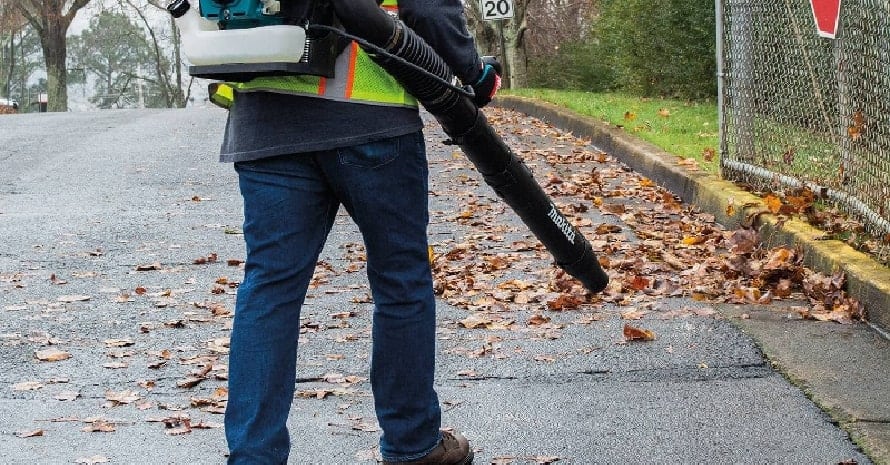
[396,0,484,85]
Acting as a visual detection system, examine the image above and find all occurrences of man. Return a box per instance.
[218,0,500,463]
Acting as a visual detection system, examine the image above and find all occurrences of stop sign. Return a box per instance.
[810,0,842,38]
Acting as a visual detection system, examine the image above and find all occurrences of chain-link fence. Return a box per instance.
[717,0,890,258]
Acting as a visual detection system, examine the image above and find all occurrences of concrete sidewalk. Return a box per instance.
[496,96,890,464]
[0,106,883,464]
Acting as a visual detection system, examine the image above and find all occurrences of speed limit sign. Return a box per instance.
[481,0,514,20]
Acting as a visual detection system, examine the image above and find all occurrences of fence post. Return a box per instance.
[716,0,726,175]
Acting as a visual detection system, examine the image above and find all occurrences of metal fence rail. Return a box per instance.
[717,0,890,258]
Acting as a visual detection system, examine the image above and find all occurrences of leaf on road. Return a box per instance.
[623,324,656,342]
[105,390,141,405]
[75,456,109,465]
[545,294,583,311]
[82,420,116,433]
[164,417,193,436]
[15,429,44,438]
[192,253,218,265]
[58,295,91,303]
[135,262,162,271]
[296,388,355,399]
[13,381,44,391]
[104,338,135,348]
[54,390,80,401]
[35,348,72,362]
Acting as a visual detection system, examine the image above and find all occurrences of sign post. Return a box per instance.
[480,0,514,88]
[809,0,842,38]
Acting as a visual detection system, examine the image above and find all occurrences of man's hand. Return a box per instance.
[470,56,502,108]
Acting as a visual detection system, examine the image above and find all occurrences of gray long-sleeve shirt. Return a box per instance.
[220,0,482,163]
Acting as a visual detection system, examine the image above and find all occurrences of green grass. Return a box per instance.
[506,89,720,172]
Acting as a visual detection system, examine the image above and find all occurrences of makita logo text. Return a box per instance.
[547,204,576,243]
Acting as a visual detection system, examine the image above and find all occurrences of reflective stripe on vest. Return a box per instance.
[230,0,416,109]
[208,82,234,109]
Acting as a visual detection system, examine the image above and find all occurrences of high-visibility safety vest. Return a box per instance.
[211,0,416,110]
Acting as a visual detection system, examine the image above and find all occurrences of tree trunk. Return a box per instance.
[465,0,529,89]
[18,0,92,112]
[41,18,68,112]
[3,32,14,97]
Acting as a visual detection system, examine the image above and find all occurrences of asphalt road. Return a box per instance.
[0,107,871,464]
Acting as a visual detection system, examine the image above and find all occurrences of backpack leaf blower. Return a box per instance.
[167,0,610,293]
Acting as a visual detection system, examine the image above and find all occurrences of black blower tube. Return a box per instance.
[330,0,609,293]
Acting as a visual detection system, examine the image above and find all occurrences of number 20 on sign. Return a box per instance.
[481,0,514,20]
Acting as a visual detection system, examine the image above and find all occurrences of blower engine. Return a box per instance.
[167,0,342,80]
[167,0,610,293]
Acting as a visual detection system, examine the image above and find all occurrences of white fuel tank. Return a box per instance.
[169,0,307,67]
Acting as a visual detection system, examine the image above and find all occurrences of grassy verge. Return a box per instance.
[506,88,720,173]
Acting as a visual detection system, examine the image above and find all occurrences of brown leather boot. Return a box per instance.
[382,430,473,464]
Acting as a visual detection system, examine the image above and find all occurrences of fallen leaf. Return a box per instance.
[135,262,162,271]
[623,324,656,342]
[54,391,80,401]
[104,338,135,348]
[75,456,110,465]
[702,147,716,162]
[764,194,782,214]
[57,295,91,303]
[12,381,44,391]
[15,429,44,438]
[105,389,141,405]
[82,420,116,433]
[35,348,72,362]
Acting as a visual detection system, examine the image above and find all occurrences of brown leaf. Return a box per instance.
[12,381,44,391]
[193,253,218,265]
[595,224,622,234]
[623,324,656,342]
[628,275,650,291]
[15,429,44,438]
[135,262,162,271]
[702,147,716,162]
[764,194,782,214]
[54,390,80,401]
[75,456,110,465]
[725,198,736,217]
[601,203,626,215]
[104,338,135,348]
[164,418,192,436]
[35,348,72,362]
[105,389,141,405]
[82,420,116,433]
[681,235,707,246]
[546,294,583,311]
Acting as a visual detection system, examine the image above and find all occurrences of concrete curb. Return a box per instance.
[495,95,890,333]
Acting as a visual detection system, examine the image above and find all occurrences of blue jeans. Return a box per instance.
[225,131,442,464]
